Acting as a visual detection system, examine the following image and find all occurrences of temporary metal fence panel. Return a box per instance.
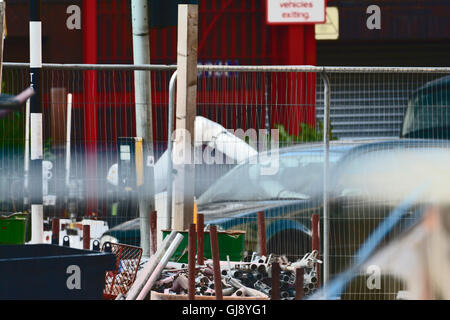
[1,63,450,300]
[2,63,175,235]
[195,64,450,300]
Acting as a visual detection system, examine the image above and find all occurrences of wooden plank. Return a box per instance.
[172,4,198,231]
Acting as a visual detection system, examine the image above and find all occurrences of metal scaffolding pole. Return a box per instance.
[132,0,154,257]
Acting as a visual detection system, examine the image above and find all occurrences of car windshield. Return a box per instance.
[402,89,450,138]
[197,148,344,205]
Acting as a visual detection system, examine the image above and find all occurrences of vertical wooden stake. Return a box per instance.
[173,4,198,231]
[196,213,204,265]
[188,223,196,300]
[295,268,305,300]
[83,224,90,250]
[210,225,223,300]
[51,218,60,245]
[257,211,267,256]
[150,211,157,255]
[271,262,280,300]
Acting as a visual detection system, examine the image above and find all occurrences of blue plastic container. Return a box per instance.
[0,244,116,300]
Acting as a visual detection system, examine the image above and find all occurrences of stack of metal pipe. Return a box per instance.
[150,251,321,299]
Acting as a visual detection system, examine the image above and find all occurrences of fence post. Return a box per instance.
[320,71,331,290]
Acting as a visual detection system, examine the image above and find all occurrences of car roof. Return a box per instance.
[252,138,395,159]
[337,138,450,162]
[412,75,450,97]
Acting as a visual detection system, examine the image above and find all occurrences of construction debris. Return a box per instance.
[147,250,322,300]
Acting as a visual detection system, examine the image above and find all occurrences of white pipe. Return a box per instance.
[126,230,178,300]
[65,93,72,187]
[136,233,184,300]
[228,277,268,298]
[30,204,43,244]
[166,70,177,230]
[195,116,258,163]
[24,98,30,191]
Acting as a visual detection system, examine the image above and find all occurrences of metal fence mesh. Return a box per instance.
[103,241,143,299]
[317,72,447,139]
[1,63,449,299]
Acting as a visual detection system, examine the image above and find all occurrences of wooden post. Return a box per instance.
[209,225,223,300]
[83,224,90,250]
[188,223,196,300]
[257,211,267,256]
[295,268,304,300]
[51,218,60,245]
[271,262,281,300]
[172,4,198,231]
[196,213,204,265]
[149,211,157,255]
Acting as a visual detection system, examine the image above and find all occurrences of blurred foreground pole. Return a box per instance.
[172,4,198,231]
[132,0,154,257]
[0,0,5,93]
[29,0,44,244]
